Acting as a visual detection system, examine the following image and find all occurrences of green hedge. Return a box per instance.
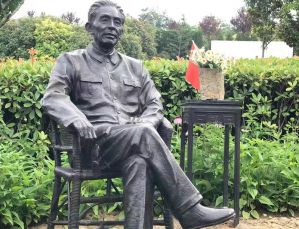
[1,57,299,136]
[1,57,299,227]
[144,58,198,119]
[225,58,299,138]
[0,59,51,137]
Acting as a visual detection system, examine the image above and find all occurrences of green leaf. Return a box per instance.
[3,209,13,225]
[35,108,42,118]
[258,195,274,206]
[250,210,259,219]
[6,123,15,128]
[92,205,99,216]
[195,180,212,193]
[12,211,25,229]
[107,203,118,213]
[29,110,35,120]
[288,209,295,217]
[215,196,223,207]
[24,103,32,108]
[242,211,250,219]
[248,188,258,199]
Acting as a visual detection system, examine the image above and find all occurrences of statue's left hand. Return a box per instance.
[71,119,97,139]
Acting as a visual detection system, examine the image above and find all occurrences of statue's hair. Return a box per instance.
[88,0,125,24]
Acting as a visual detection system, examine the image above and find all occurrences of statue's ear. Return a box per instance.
[85,22,93,34]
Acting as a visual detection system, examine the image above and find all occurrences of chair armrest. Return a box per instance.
[157,117,173,149]
[42,113,80,168]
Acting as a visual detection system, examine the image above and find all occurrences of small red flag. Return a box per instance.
[185,41,200,90]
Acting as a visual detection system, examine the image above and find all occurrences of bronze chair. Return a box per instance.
[43,115,174,229]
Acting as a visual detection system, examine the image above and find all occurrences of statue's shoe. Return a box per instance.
[179,204,235,229]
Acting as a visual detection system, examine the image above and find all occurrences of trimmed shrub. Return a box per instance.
[145,58,198,119]
[0,59,52,137]
[0,18,36,59]
[225,58,299,138]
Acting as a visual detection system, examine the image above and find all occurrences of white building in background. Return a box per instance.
[211,40,293,59]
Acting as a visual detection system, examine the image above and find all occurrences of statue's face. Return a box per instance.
[88,6,124,49]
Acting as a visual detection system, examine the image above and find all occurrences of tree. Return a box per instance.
[199,16,221,48]
[118,33,143,58]
[176,17,202,57]
[61,12,80,25]
[217,24,235,41]
[139,9,206,59]
[69,25,92,50]
[156,22,204,59]
[27,10,35,17]
[35,17,90,58]
[0,16,91,59]
[139,8,172,29]
[230,7,258,41]
[230,7,252,34]
[167,20,179,30]
[0,18,36,58]
[277,0,299,55]
[124,17,157,58]
[0,0,24,27]
[245,0,283,57]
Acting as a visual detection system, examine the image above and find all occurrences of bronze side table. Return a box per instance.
[180,100,242,227]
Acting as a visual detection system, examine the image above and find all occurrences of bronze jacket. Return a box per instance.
[42,44,163,132]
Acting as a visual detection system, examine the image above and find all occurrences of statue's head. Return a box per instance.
[85,0,125,50]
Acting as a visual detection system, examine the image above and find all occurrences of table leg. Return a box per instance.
[234,123,241,227]
[223,125,230,207]
[187,122,194,180]
[180,123,188,170]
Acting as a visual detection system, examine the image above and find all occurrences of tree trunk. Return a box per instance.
[262,40,265,58]
[0,0,24,28]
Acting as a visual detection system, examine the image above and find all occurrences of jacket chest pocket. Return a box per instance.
[121,78,141,104]
[80,78,103,99]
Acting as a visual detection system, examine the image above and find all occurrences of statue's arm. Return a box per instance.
[42,54,89,128]
[138,66,164,128]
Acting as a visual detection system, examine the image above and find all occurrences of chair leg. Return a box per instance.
[68,178,81,229]
[48,175,63,229]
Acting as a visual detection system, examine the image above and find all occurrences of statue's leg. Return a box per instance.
[96,123,234,229]
[121,155,154,229]
[97,123,201,215]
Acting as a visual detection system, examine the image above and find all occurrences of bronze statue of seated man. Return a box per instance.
[42,1,235,228]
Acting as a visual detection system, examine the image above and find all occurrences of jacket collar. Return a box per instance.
[86,43,119,65]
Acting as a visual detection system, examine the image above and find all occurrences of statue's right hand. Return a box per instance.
[71,119,97,139]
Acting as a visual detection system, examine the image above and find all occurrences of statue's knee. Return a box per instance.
[123,155,147,172]
[136,123,157,136]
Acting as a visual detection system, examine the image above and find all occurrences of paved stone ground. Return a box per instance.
[30,215,299,229]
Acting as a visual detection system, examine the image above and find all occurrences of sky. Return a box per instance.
[13,0,245,26]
